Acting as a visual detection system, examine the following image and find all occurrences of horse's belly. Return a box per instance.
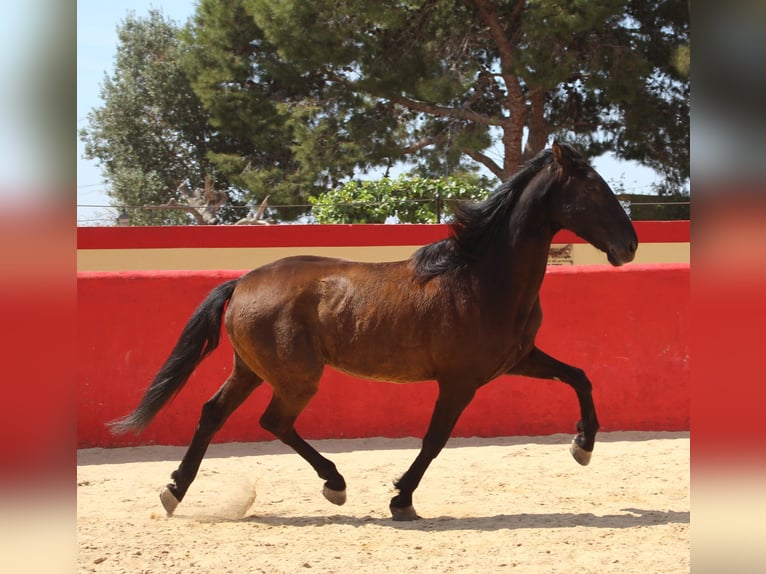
[325,345,436,384]
[332,365,430,384]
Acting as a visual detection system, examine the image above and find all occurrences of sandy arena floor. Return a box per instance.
[77,431,689,573]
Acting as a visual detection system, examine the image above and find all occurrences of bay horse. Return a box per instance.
[110,142,638,521]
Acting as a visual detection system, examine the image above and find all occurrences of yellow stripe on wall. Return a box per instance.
[78,242,689,272]
[570,242,690,266]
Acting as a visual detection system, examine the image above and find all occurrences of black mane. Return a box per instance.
[412,148,559,280]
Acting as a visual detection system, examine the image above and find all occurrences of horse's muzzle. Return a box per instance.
[607,236,638,266]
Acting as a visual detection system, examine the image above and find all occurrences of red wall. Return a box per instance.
[77,221,689,249]
[77,264,689,448]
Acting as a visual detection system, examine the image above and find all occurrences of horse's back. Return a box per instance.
[234,254,410,299]
[230,254,423,331]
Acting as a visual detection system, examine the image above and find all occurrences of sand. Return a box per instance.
[77,431,689,573]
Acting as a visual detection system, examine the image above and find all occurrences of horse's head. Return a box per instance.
[547,141,638,266]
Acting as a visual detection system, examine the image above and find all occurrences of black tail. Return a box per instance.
[109,279,239,434]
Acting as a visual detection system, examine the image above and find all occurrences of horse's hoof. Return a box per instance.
[570,438,593,466]
[390,505,421,521]
[322,485,347,506]
[160,487,180,516]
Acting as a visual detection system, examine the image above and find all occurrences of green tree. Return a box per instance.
[310,175,490,223]
[79,10,224,225]
[181,0,396,220]
[244,0,688,190]
[180,0,302,220]
[83,1,689,225]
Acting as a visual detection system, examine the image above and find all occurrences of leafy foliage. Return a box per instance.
[247,0,689,190]
[79,10,219,225]
[310,176,490,223]
[180,0,309,220]
[81,1,689,225]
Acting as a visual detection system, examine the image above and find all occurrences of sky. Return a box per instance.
[77,0,196,225]
[76,0,664,226]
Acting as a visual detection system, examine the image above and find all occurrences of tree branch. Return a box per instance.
[468,0,525,106]
[401,131,449,154]
[235,195,271,225]
[144,199,207,225]
[391,95,508,127]
[462,148,504,180]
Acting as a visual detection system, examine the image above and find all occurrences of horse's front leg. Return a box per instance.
[507,346,599,465]
[390,382,476,521]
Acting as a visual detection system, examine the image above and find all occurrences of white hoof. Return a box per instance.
[160,487,180,516]
[570,439,592,466]
[390,505,421,521]
[322,485,347,506]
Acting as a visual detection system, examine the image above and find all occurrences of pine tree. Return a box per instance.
[244,0,689,189]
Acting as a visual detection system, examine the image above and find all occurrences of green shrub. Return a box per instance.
[309,176,489,223]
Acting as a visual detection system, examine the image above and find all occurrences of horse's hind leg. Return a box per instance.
[507,346,599,466]
[161,354,263,515]
[259,386,347,505]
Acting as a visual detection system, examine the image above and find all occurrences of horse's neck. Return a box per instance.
[511,192,554,269]
[484,199,554,296]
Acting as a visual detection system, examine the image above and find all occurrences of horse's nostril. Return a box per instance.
[629,239,638,253]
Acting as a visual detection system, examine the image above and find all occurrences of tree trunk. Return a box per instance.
[525,87,549,159]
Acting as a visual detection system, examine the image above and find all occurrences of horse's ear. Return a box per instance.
[551,140,570,170]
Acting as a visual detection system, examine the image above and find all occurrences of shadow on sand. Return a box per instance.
[188,507,689,532]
